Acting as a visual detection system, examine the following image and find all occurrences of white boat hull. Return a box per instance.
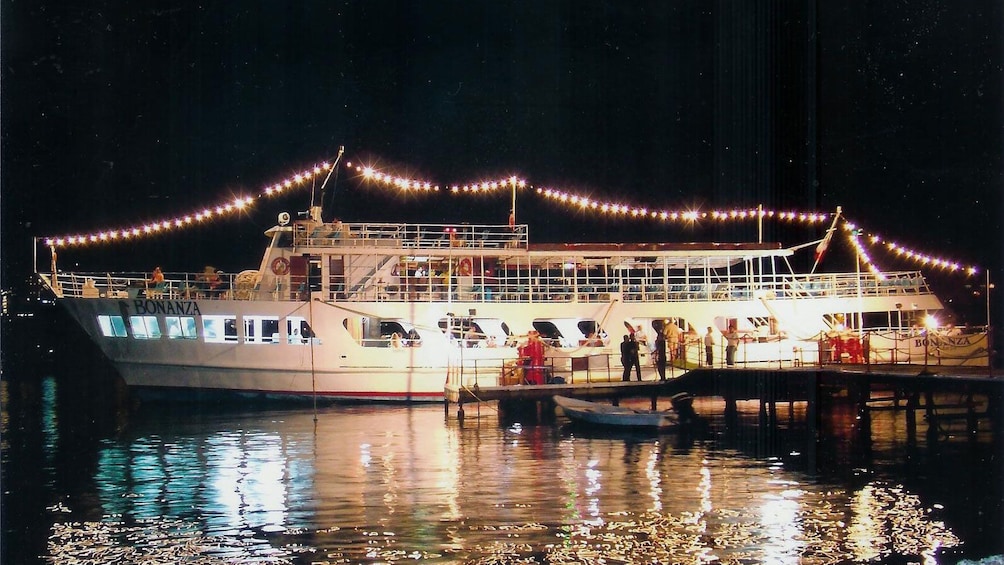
[44,218,981,402]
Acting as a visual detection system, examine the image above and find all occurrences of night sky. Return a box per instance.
[3,2,1001,320]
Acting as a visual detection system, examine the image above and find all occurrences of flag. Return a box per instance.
[815,228,833,263]
[811,207,841,274]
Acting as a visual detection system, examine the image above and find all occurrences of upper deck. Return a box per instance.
[282,220,788,268]
[39,220,937,308]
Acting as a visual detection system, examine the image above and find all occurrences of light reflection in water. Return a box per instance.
[759,489,805,563]
[644,442,662,512]
[42,405,969,563]
[41,376,58,468]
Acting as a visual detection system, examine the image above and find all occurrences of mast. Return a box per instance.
[312,146,345,222]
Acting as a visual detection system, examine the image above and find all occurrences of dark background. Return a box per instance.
[2,1,1001,322]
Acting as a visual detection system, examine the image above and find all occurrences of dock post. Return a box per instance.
[848,375,871,440]
[806,370,817,474]
[724,392,738,428]
[457,398,465,425]
[966,391,978,439]
[906,392,919,445]
[924,391,936,438]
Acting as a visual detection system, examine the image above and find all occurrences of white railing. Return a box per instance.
[294,221,529,250]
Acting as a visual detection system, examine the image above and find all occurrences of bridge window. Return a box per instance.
[97,315,128,338]
[165,316,198,339]
[129,316,162,340]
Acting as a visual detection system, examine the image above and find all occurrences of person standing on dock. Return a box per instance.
[725,325,740,366]
[620,335,632,381]
[626,335,642,379]
[523,330,546,384]
[704,327,715,367]
[664,320,681,361]
[655,332,667,380]
[620,334,642,381]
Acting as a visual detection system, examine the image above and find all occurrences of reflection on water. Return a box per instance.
[2,373,1000,563]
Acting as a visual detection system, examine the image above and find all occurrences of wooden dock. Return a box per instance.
[444,363,1002,439]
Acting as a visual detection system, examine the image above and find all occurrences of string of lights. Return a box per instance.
[39,156,982,275]
[345,161,527,193]
[535,185,831,224]
[840,220,887,279]
[843,216,979,275]
[42,161,335,248]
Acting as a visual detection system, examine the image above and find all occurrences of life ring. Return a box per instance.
[458,258,472,276]
[271,257,290,276]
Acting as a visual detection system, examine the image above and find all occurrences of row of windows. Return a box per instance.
[97,315,315,344]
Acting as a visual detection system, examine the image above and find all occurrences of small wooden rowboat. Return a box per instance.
[553,395,678,429]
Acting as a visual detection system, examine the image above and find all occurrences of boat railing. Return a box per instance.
[42,267,935,305]
[349,269,934,304]
[294,221,529,250]
[40,270,249,300]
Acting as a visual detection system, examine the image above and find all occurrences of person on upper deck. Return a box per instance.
[149,266,165,285]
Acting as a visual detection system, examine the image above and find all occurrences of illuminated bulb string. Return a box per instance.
[40,156,983,276]
[43,162,333,247]
[345,162,527,193]
[842,216,979,275]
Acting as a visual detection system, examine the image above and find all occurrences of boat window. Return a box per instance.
[287,317,316,345]
[164,316,198,339]
[471,318,513,347]
[651,317,687,334]
[381,320,410,338]
[203,315,238,343]
[379,320,422,347]
[97,315,128,338]
[438,317,472,341]
[531,320,562,346]
[129,316,162,340]
[244,316,280,344]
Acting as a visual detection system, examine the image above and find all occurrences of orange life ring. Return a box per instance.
[458,258,472,276]
[271,257,290,276]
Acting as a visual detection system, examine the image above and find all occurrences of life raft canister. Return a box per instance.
[458,258,473,276]
[271,256,290,276]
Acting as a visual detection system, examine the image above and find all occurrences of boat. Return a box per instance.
[34,191,989,403]
[553,395,678,429]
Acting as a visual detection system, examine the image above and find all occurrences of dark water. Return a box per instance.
[2,334,1003,564]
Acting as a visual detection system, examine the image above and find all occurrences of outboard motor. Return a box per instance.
[670,392,698,424]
